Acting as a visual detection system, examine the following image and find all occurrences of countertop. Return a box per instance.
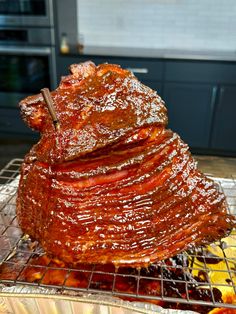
[62,46,236,62]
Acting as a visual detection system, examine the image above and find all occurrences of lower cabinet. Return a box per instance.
[0,108,36,137]
[142,81,163,96]
[163,83,217,148]
[211,86,236,152]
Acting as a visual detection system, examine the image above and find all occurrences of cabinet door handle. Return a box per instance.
[126,68,149,74]
[0,46,51,56]
[219,87,225,105]
[210,86,218,111]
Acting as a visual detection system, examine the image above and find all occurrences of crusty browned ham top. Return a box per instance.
[20,62,167,163]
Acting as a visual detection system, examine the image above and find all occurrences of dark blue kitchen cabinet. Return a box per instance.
[141,80,163,96]
[164,60,236,154]
[0,108,37,138]
[211,86,236,152]
[163,83,217,148]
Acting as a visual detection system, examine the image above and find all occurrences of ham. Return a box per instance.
[16,61,235,268]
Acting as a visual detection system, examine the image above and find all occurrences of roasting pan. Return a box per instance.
[0,159,235,314]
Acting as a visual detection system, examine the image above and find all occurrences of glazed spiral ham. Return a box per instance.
[17,61,235,267]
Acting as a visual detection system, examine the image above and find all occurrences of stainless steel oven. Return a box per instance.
[0,27,56,108]
[0,0,53,27]
[0,1,55,138]
[0,45,56,108]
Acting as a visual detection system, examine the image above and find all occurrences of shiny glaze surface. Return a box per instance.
[17,61,236,268]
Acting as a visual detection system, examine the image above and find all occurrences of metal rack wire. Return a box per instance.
[0,159,235,312]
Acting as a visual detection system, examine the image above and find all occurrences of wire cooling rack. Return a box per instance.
[0,158,235,312]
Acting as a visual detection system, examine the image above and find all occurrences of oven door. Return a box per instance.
[0,0,53,27]
[0,45,56,137]
[0,45,56,109]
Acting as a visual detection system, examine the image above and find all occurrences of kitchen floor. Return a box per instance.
[1,140,236,178]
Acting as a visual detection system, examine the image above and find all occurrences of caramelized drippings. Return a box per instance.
[1,248,235,314]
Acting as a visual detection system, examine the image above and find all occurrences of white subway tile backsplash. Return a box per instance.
[77,0,236,51]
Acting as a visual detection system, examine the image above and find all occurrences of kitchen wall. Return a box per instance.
[77,0,236,51]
